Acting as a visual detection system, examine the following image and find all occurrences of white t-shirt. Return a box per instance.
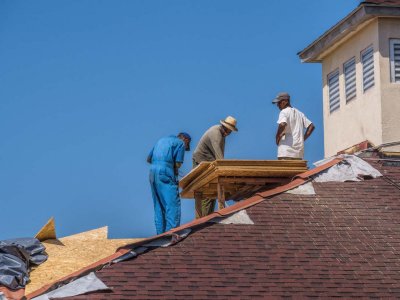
[277,107,312,159]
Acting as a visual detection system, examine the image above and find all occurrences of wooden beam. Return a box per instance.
[217,178,225,210]
[180,160,308,200]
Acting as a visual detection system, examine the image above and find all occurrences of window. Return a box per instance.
[328,69,340,113]
[390,39,400,83]
[344,57,356,102]
[361,46,374,92]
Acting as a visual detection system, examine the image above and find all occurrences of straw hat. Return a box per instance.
[220,116,238,132]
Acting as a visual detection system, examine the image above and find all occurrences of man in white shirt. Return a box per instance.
[272,92,315,160]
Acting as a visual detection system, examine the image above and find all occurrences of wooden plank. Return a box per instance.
[35,217,57,241]
[217,179,225,210]
[179,159,307,190]
[179,162,211,189]
[180,160,307,199]
[218,177,290,184]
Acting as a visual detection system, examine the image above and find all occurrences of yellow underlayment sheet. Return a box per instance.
[26,226,142,294]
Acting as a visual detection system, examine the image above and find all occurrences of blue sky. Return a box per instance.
[0,0,359,239]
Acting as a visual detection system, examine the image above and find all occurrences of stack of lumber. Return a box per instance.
[180,159,308,200]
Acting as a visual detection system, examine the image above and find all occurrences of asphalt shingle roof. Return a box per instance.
[57,156,400,299]
[361,0,400,5]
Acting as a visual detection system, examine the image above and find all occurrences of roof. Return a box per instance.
[362,0,400,5]
[298,0,400,62]
[26,226,142,295]
[27,153,400,299]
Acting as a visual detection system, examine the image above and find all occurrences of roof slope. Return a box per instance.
[58,157,400,299]
[27,227,142,295]
[362,0,400,5]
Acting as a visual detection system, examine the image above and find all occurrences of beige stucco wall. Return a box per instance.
[321,20,382,157]
[378,18,400,152]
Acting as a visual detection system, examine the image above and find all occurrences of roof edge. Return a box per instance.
[298,3,400,63]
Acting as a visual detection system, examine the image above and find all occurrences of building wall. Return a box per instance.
[322,20,382,157]
[378,18,400,152]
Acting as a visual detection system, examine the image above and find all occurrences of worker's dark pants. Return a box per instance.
[193,159,216,219]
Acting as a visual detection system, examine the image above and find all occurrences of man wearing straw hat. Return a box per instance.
[192,116,238,218]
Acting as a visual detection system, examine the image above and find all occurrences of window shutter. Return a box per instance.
[361,46,374,92]
[344,57,356,102]
[390,39,400,83]
[328,70,340,113]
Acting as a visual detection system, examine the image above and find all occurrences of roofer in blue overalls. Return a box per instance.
[147,133,191,235]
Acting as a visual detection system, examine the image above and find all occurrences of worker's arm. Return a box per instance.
[211,130,225,160]
[304,123,315,141]
[276,122,287,145]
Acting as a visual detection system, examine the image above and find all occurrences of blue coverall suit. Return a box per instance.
[148,135,185,235]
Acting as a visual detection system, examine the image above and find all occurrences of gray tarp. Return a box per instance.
[209,210,255,225]
[143,229,192,247]
[0,238,47,290]
[313,154,382,182]
[285,182,316,195]
[32,272,110,300]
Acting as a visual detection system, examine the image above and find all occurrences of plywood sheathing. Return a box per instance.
[180,159,308,199]
[35,217,56,241]
[26,226,143,295]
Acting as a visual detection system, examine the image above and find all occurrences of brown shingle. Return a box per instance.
[52,156,400,299]
[361,0,400,5]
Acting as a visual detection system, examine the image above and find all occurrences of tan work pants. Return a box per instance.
[193,159,216,219]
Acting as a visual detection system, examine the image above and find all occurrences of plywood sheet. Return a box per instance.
[35,217,56,241]
[26,227,143,295]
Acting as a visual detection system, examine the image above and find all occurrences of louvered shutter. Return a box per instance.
[328,70,340,113]
[390,39,400,83]
[361,46,374,92]
[344,57,356,102]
